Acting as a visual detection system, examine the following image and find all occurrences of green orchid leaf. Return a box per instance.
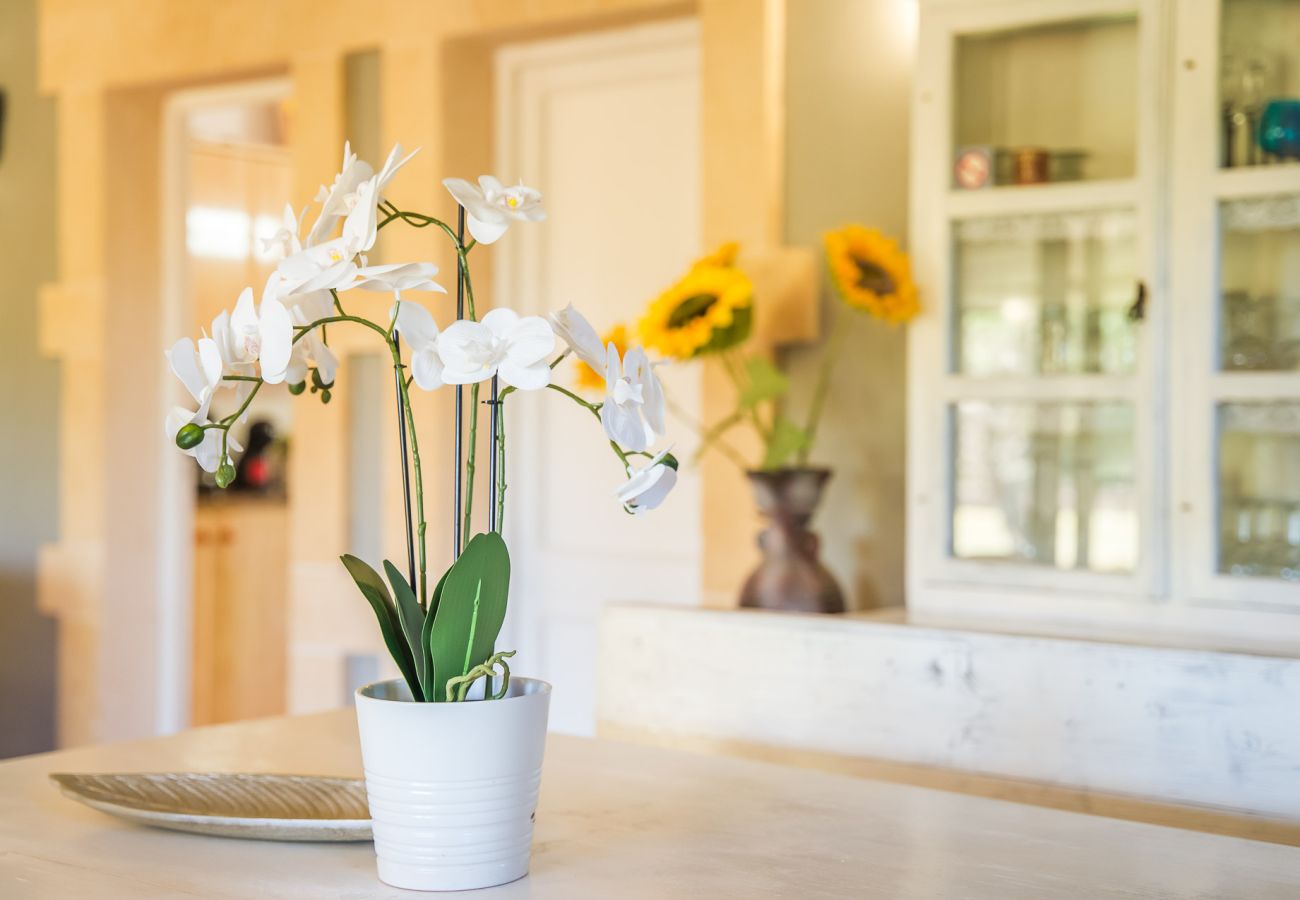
[340,554,420,698]
[762,417,811,469]
[426,532,510,702]
[739,356,789,410]
[419,565,452,702]
[384,561,427,700]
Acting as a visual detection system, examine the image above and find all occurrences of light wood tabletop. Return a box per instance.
[1,709,1297,898]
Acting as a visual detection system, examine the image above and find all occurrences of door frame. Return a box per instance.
[157,77,292,734]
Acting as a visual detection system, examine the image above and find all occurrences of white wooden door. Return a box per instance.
[494,20,702,734]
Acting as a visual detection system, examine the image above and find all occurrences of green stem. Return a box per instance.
[722,350,771,443]
[670,398,747,471]
[220,381,263,426]
[799,304,850,466]
[495,397,507,532]
[463,382,480,539]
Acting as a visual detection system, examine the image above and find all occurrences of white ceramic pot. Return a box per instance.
[354,677,552,892]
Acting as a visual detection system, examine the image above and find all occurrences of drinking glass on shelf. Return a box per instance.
[1221,54,1277,167]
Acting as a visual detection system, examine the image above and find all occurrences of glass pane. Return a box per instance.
[1217,402,1300,580]
[951,401,1137,573]
[954,211,1139,376]
[1220,0,1300,169]
[953,16,1137,186]
[1219,196,1300,371]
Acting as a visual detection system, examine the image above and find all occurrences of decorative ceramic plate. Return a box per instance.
[50,772,372,842]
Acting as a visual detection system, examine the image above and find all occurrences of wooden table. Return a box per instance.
[2,710,1297,898]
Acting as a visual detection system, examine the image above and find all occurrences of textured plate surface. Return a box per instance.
[50,773,372,842]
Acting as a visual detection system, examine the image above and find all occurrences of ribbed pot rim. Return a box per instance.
[356,676,552,708]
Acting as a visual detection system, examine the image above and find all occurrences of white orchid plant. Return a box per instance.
[165,143,677,703]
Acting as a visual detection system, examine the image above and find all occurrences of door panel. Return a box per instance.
[495,21,703,735]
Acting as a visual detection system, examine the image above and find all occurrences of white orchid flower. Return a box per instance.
[601,344,665,452]
[261,203,305,261]
[166,336,223,415]
[616,447,679,515]
[305,142,374,247]
[165,406,242,473]
[274,236,359,301]
[284,290,338,387]
[343,262,446,295]
[218,281,294,385]
[341,144,420,253]
[437,308,554,390]
[442,175,546,245]
[394,300,445,391]
[548,303,605,371]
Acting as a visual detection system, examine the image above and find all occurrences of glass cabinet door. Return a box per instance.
[1217,402,1300,580]
[952,401,1137,572]
[927,4,1151,589]
[954,211,1139,377]
[1194,0,1300,601]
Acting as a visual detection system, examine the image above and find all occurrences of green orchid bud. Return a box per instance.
[288,381,306,396]
[320,389,332,404]
[175,423,205,450]
[661,452,680,471]
[311,367,334,390]
[215,461,237,489]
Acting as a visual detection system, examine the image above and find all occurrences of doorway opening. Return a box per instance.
[159,78,293,731]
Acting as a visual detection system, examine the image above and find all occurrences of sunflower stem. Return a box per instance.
[799,303,851,466]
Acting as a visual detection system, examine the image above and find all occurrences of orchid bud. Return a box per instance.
[215,461,236,489]
[288,381,306,396]
[175,423,204,450]
[320,389,332,404]
[661,453,680,471]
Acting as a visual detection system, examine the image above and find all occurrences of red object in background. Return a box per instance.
[244,457,270,488]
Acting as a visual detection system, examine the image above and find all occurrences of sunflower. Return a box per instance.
[690,240,740,271]
[637,264,754,361]
[824,225,919,323]
[574,323,628,391]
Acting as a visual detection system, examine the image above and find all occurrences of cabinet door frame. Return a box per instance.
[1169,0,1300,612]
[907,0,1168,614]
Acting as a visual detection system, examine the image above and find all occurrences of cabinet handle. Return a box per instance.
[1127,280,1148,322]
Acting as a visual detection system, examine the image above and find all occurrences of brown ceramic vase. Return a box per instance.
[738,467,846,614]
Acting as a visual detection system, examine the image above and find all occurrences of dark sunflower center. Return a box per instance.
[854,258,895,294]
[667,293,718,328]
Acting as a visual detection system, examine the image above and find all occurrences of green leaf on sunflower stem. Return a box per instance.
[762,417,811,469]
[340,554,420,698]
[739,356,789,410]
[425,532,510,703]
[383,561,428,699]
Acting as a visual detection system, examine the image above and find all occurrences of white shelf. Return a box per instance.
[1213,164,1300,201]
[946,178,1138,220]
[1208,371,1300,400]
[940,374,1137,402]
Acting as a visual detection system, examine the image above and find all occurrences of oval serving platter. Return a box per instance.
[50,772,372,842]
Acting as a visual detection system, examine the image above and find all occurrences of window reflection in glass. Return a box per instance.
[951,401,1137,573]
[954,211,1138,376]
[1217,402,1300,580]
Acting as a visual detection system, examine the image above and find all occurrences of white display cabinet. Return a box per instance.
[909,0,1300,643]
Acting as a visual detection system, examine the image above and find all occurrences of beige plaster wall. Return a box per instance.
[0,0,60,756]
[780,0,917,609]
